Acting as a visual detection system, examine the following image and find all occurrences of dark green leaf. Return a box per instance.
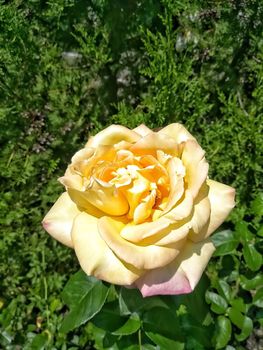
[253,288,263,308]
[180,314,212,348]
[119,287,168,316]
[145,332,184,350]
[143,307,183,341]
[205,291,228,314]
[102,332,118,348]
[228,307,253,341]
[212,230,239,256]
[92,302,125,332]
[166,274,211,324]
[60,277,109,333]
[243,243,262,271]
[214,316,232,349]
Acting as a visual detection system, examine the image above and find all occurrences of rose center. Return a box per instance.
[103,161,170,224]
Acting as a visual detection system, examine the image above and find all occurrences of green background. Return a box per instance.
[0,1,262,349]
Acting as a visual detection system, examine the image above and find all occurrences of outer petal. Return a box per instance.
[158,123,196,144]
[42,192,81,248]
[130,132,179,157]
[181,140,209,198]
[188,179,235,242]
[133,124,152,137]
[85,125,141,148]
[136,239,215,297]
[188,184,211,242]
[72,212,142,285]
[206,179,235,235]
[98,217,186,270]
[71,147,95,163]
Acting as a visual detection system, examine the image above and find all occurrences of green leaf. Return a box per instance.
[212,230,239,256]
[214,316,232,349]
[30,333,49,350]
[145,332,184,350]
[243,243,262,271]
[92,302,125,332]
[230,298,246,313]
[240,273,263,290]
[143,307,183,341]
[119,287,168,316]
[180,314,212,348]
[253,288,263,308]
[141,345,157,350]
[228,307,253,341]
[235,221,254,242]
[102,332,118,349]
[257,225,263,237]
[62,270,99,308]
[113,314,141,335]
[251,192,263,217]
[166,274,211,324]
[60,273,109,333]
[205,291,228,314]
[217,280,232,302]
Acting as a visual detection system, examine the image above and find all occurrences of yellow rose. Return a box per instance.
[42,124,235,296]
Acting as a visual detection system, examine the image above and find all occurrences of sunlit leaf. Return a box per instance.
[214,316,232,349]
[212,230,239,256]
[205,291,228,314]
[243,243,262,271]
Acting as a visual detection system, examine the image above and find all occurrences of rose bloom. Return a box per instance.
[43,124,235,297]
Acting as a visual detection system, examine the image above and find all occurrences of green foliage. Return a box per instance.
[0,0,262,349]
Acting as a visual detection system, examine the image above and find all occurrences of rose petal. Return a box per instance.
[163,189,193,222]
[161,157,185,215]
[206,179,235,235]
[67,188,106,218]
[181,140,209,198]
[133,124,152,137]
[188,184,211,242]
[120,217,171,243]
[188,180,235,242]
[59,173,83,191]
[130,132,179,157]
[158,123,196,144]
[71,147,95,163]
[98,216,185,270]
[153,222,190,246]
[72,212,141,285]
[42,192,81,248]
[67,178,129,216]
[85,125,140,148]
[133,189,156,224]
[136,239,215,297]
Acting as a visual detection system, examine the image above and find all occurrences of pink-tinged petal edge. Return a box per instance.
[135,240,215,297]
[136,266,192,297]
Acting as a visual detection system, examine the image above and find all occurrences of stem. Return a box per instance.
[138,329,142,350]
